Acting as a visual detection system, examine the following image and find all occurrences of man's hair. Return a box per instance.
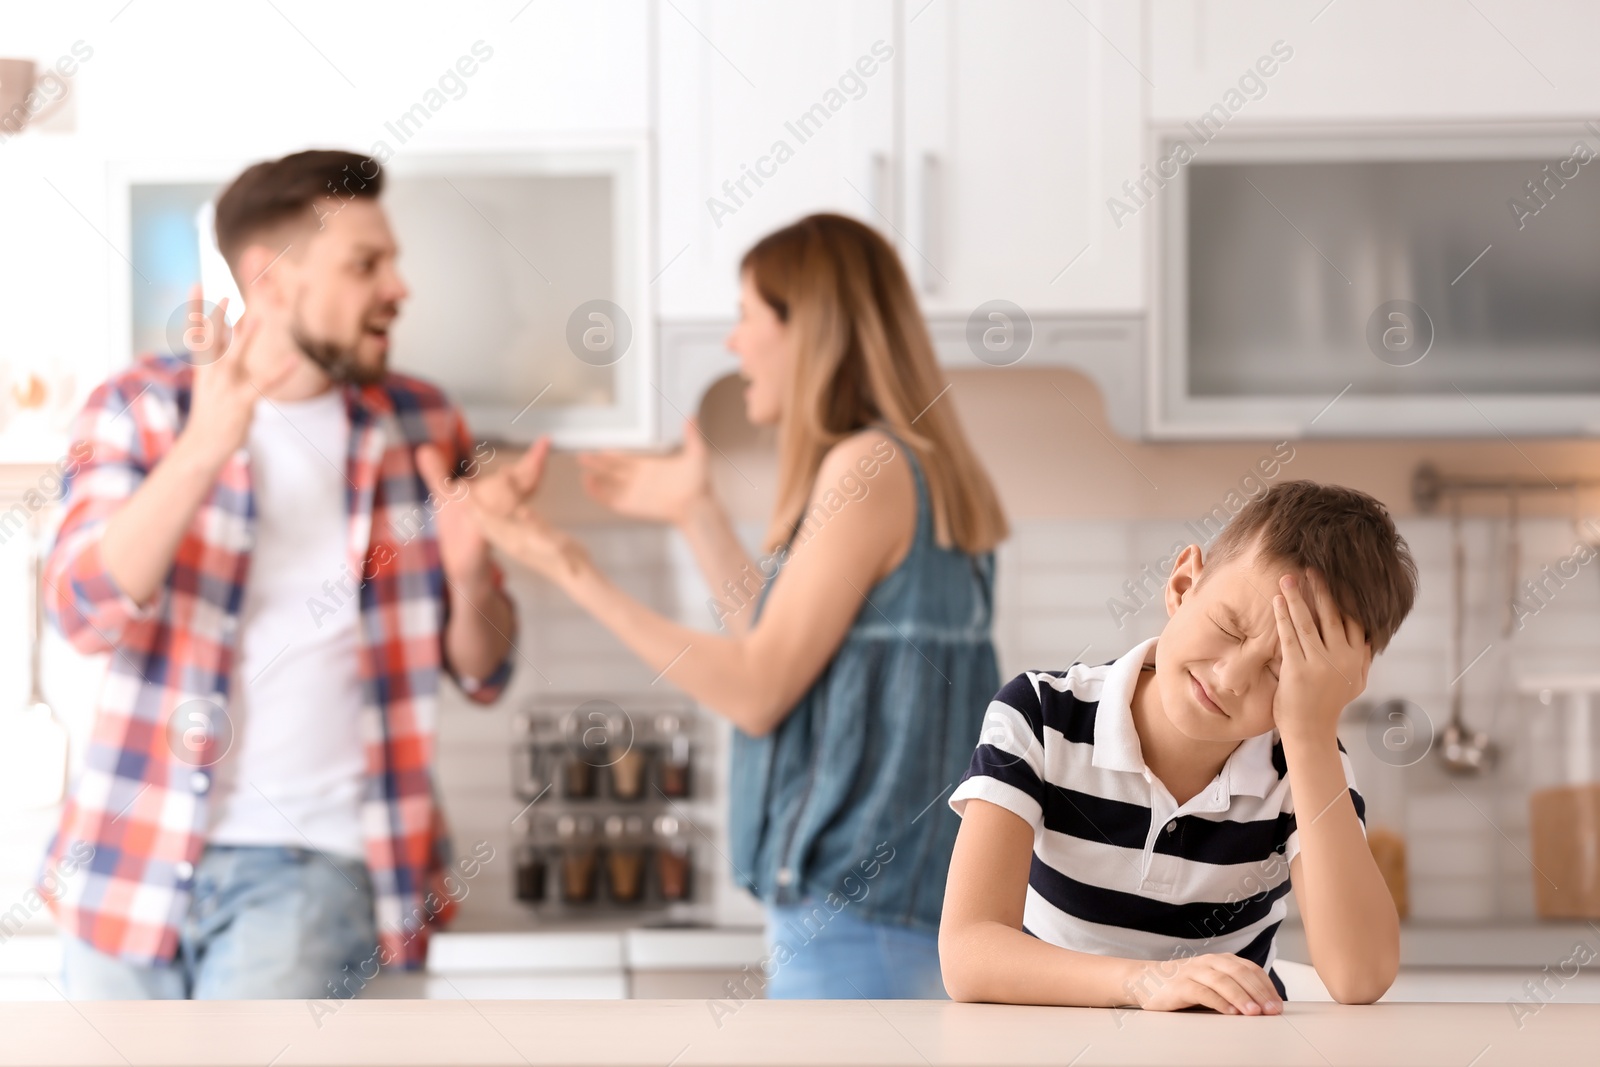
[1203,480,1417,653]
[213,148,383,271]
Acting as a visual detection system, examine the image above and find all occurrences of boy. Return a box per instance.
[939,481,1416,1012]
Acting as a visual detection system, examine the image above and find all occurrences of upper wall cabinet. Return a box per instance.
[111,141,655,449]
[654,0,897,321]
[899,0,1144,316]
[655,0,1145,320]
[1148,0,1600,122]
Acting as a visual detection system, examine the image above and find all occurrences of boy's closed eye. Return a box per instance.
[1213,612,1281,681]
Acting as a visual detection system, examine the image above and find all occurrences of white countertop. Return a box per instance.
[1276,919,1600,968]
[11,922,1590,980]
[3,998,1592,1066]
[0,928,769,978]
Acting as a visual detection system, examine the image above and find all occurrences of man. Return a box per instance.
[43,149,539,999]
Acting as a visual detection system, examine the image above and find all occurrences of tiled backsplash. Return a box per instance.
[6,511,1599,936]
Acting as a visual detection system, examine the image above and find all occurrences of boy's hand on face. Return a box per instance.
[1271,570,1372,746]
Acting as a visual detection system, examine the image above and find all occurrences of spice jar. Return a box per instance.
[608,746,650,802]
[654,814,692,902]
[560,750,596,799]
[514,742,554,802]
[604,814,648,904]
[656,715,693,799]
[557,814,599,903]
[558,704,598,799]
[511,714,554,801]
[514,840,548,904]
[562,701,631,799]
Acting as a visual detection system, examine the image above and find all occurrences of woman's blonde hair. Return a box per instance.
[742,214,1008,555]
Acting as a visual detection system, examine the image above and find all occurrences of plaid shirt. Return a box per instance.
[42,354,515,971]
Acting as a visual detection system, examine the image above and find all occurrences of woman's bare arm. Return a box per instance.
[677,492,763,636]
[484,430,913,736]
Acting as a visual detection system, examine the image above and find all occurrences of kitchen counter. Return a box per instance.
[5,999,1593,1066]
[1279,919,1600,968]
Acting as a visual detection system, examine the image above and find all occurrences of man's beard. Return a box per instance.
[291,327,383,385]
[290,304,395,386]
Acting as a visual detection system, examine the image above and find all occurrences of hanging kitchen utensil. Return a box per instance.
[1439,499,1497,775]
[1480,493,1522,763]
[0,518,69,809]
[1502,490,1519,638]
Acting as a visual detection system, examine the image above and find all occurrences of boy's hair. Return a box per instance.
[1201,480,1417,653]
[213,148,383,271]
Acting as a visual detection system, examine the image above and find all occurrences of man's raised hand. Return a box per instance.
[177,284,265,468]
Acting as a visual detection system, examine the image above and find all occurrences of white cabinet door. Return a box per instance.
[655,0,897,319]
[1149,0,1600,123]
[900,0,1145,314]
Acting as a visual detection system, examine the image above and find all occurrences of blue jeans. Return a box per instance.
[62,845,377,1000]
[763,900,948,999]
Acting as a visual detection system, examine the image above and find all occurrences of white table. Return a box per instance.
[3,998,1590,1066]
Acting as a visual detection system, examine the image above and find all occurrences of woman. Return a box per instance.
[452,214,1007,998]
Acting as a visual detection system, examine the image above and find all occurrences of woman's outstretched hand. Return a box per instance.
[476,501,591,586]
[578,417,709,525]
[420,434,592,586]
[415,436,551,585]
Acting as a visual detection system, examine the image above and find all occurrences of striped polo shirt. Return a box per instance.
[948,636,1365,997]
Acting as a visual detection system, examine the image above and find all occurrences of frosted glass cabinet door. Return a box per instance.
[1152,131,1600,437]
[116,145,655,450]
[380,146,655,448]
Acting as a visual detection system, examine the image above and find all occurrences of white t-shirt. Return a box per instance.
[207,390,367,860]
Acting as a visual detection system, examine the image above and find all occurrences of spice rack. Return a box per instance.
[511,694,703,916]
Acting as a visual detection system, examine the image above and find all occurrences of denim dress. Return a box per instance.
[728,429,1000,938]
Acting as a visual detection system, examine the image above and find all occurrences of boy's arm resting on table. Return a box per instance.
[1283,736,1399,1004]
[939,799,1282,1014]
[939,798,1140,1006]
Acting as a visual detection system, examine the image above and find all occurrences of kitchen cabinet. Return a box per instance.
[899,0,1144,315]
[654,0,897,320]
[1149,0,1600,123]
[652,0,1148,443]
[1146,125,1600,438]
[109,139,656,449]
[1141,2,1600,438]
[654,0,1144,319]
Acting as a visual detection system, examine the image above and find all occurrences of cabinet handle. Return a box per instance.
[920,152,941,296]
[870,151,893,225]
